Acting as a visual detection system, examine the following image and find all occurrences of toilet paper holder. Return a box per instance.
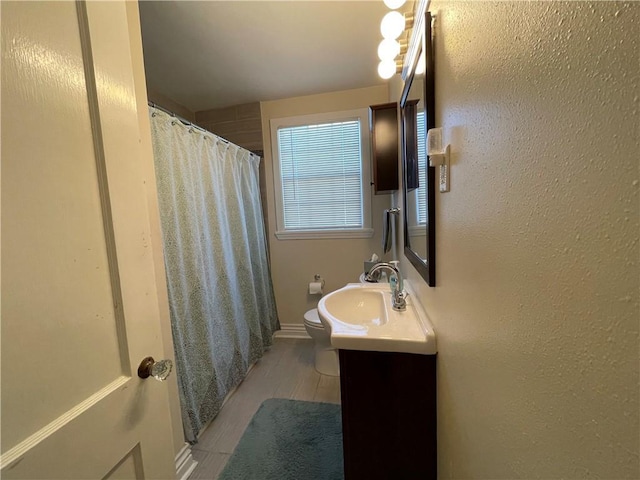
[309,274,325,295]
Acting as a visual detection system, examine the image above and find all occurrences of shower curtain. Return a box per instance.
[149,107,279,442]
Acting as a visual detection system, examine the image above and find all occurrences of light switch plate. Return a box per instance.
[439,162,450,192]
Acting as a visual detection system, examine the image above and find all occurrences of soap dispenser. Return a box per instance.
[389,260,400,291]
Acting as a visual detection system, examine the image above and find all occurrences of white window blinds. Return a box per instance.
[416,110,427,225]
[277,120,363,231]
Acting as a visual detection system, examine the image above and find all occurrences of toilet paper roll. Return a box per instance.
[309,282,324,295]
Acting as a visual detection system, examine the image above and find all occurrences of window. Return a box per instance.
[408,109,427,235]
[416,109,427,225]
[271,109,373,239]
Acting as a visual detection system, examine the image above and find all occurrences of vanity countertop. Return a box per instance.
[318,281,436,355]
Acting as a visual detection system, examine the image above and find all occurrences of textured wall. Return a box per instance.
[261,85,393,327]
[395,1,639,477]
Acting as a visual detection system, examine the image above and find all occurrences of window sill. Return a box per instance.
[275,228,374,240]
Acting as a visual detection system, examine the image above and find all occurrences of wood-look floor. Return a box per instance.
[189,338,341,480]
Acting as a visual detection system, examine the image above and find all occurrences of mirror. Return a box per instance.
[400,11,435,286]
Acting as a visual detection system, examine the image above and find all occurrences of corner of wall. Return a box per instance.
[146,88,196,123]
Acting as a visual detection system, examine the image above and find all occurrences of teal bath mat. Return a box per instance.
[218,398,344,480]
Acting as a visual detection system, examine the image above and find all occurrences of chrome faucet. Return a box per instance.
[366,262,406,311]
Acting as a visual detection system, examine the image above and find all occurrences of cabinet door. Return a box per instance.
[339,349,437,480]
[369,102,399,194]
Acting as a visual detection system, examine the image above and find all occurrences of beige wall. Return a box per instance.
[394,1,639,478]
[261,85,394,326]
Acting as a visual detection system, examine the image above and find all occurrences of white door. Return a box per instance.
[1,1,177,478]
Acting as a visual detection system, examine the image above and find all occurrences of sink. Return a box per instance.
[318,282,436,355]
[321,288,388,327]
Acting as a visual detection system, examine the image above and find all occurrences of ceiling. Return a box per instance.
[138,1,393,112]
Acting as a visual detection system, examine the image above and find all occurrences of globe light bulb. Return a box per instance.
[415,51,426,75]
[380,11,405,40]
[378,59,397,79]
[383,0,406,9]
[377,39,401,61]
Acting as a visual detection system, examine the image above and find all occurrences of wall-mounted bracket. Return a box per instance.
[427,127,451,193]
[428,144,450,167]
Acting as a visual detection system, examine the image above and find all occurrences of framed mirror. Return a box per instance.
[400,11,435,286]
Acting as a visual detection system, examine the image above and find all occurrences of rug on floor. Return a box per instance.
[218,398,344,480]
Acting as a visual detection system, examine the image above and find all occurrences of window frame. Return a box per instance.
[270,109,373,240]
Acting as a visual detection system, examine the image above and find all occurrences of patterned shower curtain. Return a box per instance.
[149,107,279,442]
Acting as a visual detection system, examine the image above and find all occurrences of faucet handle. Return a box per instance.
[393,293,407,311]
[392,286,407,311]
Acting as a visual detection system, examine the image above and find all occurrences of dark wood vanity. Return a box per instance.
[339,349,437,479]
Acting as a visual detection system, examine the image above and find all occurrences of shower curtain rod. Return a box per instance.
[147,101,214,136]
[147,102,261,160]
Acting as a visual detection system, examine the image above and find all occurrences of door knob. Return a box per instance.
[138,356,173,381]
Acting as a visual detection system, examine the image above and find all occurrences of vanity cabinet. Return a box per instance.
[369,102,399,194]
[339,349,437,480]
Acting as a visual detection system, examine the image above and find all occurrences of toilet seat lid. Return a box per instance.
[303,308,321,325]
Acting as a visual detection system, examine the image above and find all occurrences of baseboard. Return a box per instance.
[274,324,311,339]
[175,443,198,480]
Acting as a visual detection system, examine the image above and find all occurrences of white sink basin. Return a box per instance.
[318,282,436,355]
[322,288,388,327]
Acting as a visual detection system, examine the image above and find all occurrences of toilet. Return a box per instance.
[303,308,339,376]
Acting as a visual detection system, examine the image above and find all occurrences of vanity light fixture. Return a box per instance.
[378,38,408,61]
[378,59,402,79]
[377,5,414,79]
[380,11,405,39]
[383,0,406,9]
[377,38,401,61]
